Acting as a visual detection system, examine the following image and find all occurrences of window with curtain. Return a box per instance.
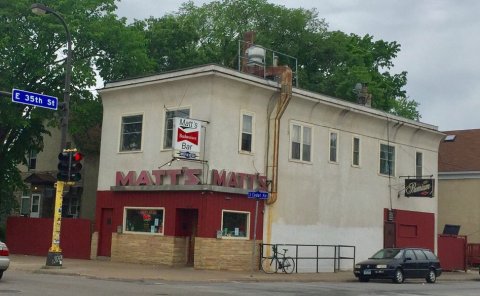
[353,137,360,166]
[290,123,311,162]
[380,143,395,176]
[120,114,143,151]
[329,132,338,162]
[416,152,423,177]
[240,112,253,152]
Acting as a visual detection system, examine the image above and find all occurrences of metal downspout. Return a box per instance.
[267,67,293,205]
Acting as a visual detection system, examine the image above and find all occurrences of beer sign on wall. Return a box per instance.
[173,117,201,160]
[404,179,435,198]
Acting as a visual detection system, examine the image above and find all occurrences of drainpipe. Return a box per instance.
[267,66,293,205]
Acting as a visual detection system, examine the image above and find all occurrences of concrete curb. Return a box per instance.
[8,255,480,283]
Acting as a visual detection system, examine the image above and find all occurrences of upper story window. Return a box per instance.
[416,152,423,177]
[28,150,37,170]
[163,108,190,149]
[352,137,360,166]
[290,123,311,162]
[380,143,395,176]
[239,111,254,153]
[329,131,338,163]
[120,114,143,152]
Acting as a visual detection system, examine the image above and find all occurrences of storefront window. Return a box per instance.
[124,207,164,234]
[221,210,249,238]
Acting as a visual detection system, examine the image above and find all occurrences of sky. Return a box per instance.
[115,0,480,132]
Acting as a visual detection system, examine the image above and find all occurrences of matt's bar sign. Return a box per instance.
[173,117,201,160]
[405,179,434,197]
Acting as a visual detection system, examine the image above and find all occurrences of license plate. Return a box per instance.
[363,269,371,275]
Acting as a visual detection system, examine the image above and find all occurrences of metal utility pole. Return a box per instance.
[31,3,73,267]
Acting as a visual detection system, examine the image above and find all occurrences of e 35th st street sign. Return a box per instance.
[12,88,58,110]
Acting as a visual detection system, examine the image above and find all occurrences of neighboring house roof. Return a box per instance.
[24,173,57,185]
[439,129,480,172]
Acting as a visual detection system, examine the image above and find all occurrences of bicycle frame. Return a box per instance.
[261,245,295,274]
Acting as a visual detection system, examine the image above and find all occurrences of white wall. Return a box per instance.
[98,65,444,268]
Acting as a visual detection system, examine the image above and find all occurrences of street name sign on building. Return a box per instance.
[12,88,58,110]
[247,191,269,199]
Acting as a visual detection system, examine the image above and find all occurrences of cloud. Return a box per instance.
[116,0,480,130]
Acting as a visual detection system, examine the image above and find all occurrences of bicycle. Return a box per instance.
[261,245,295,274]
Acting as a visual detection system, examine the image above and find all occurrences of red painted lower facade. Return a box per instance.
[95,190,264,258]
[384,208,435,251]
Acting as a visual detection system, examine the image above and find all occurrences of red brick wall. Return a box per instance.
[6,216,92,259]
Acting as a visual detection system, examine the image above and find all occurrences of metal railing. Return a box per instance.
[260,243,355,273]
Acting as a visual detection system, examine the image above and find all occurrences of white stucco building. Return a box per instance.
[94,63,444,271]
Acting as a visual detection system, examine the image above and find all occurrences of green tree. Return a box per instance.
[142,0,419,119]
[0,0,154,218]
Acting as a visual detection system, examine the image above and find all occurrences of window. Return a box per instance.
[20,196,30,216]
[413,249,427,260]
[423,250,438,260]
[329,132,338,163]
[28,150,37,170]
[221,210,249,238]
[120,114,143,151]
[404,249,415,260]
[124,207,164,234]
[163,108,190,149]
[290,123,311,162]
[30,194,41,217]
[444,134,456,142]
[68,198,79,217]
[380,143,395,176]
[352,137,360,166]
[416,152,423,178]
[240,112,254,153]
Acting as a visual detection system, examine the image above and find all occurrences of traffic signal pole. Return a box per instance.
[46,180,66,266]
[46,149,83,267]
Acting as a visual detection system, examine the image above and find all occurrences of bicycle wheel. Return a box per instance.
[261,257,278,274]
[282,257,295,274]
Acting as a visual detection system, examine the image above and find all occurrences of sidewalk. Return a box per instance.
[8,254,479,283]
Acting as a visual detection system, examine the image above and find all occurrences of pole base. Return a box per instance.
[46,251,63,267]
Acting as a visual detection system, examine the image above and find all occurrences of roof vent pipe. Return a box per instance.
[354,82,372,107]
[246,45,266,67]
[273,55,279,67]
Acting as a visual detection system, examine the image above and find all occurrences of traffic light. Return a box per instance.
[57,151,71,181]
[56,150,83,182]
[69,151,83,182]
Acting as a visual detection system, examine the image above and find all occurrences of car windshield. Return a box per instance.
[370,249,403,259]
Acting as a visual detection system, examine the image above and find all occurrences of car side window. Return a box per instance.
[404,249,416,260]
[423,250,437,260]
[414,249,427,260]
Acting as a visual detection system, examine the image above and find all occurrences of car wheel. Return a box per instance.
[426,269,436,283]
[358,276,370,282]
[0,271,3,280]
[392,268,404,284]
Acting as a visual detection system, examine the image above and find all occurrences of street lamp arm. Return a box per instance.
[31,3,72,150]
